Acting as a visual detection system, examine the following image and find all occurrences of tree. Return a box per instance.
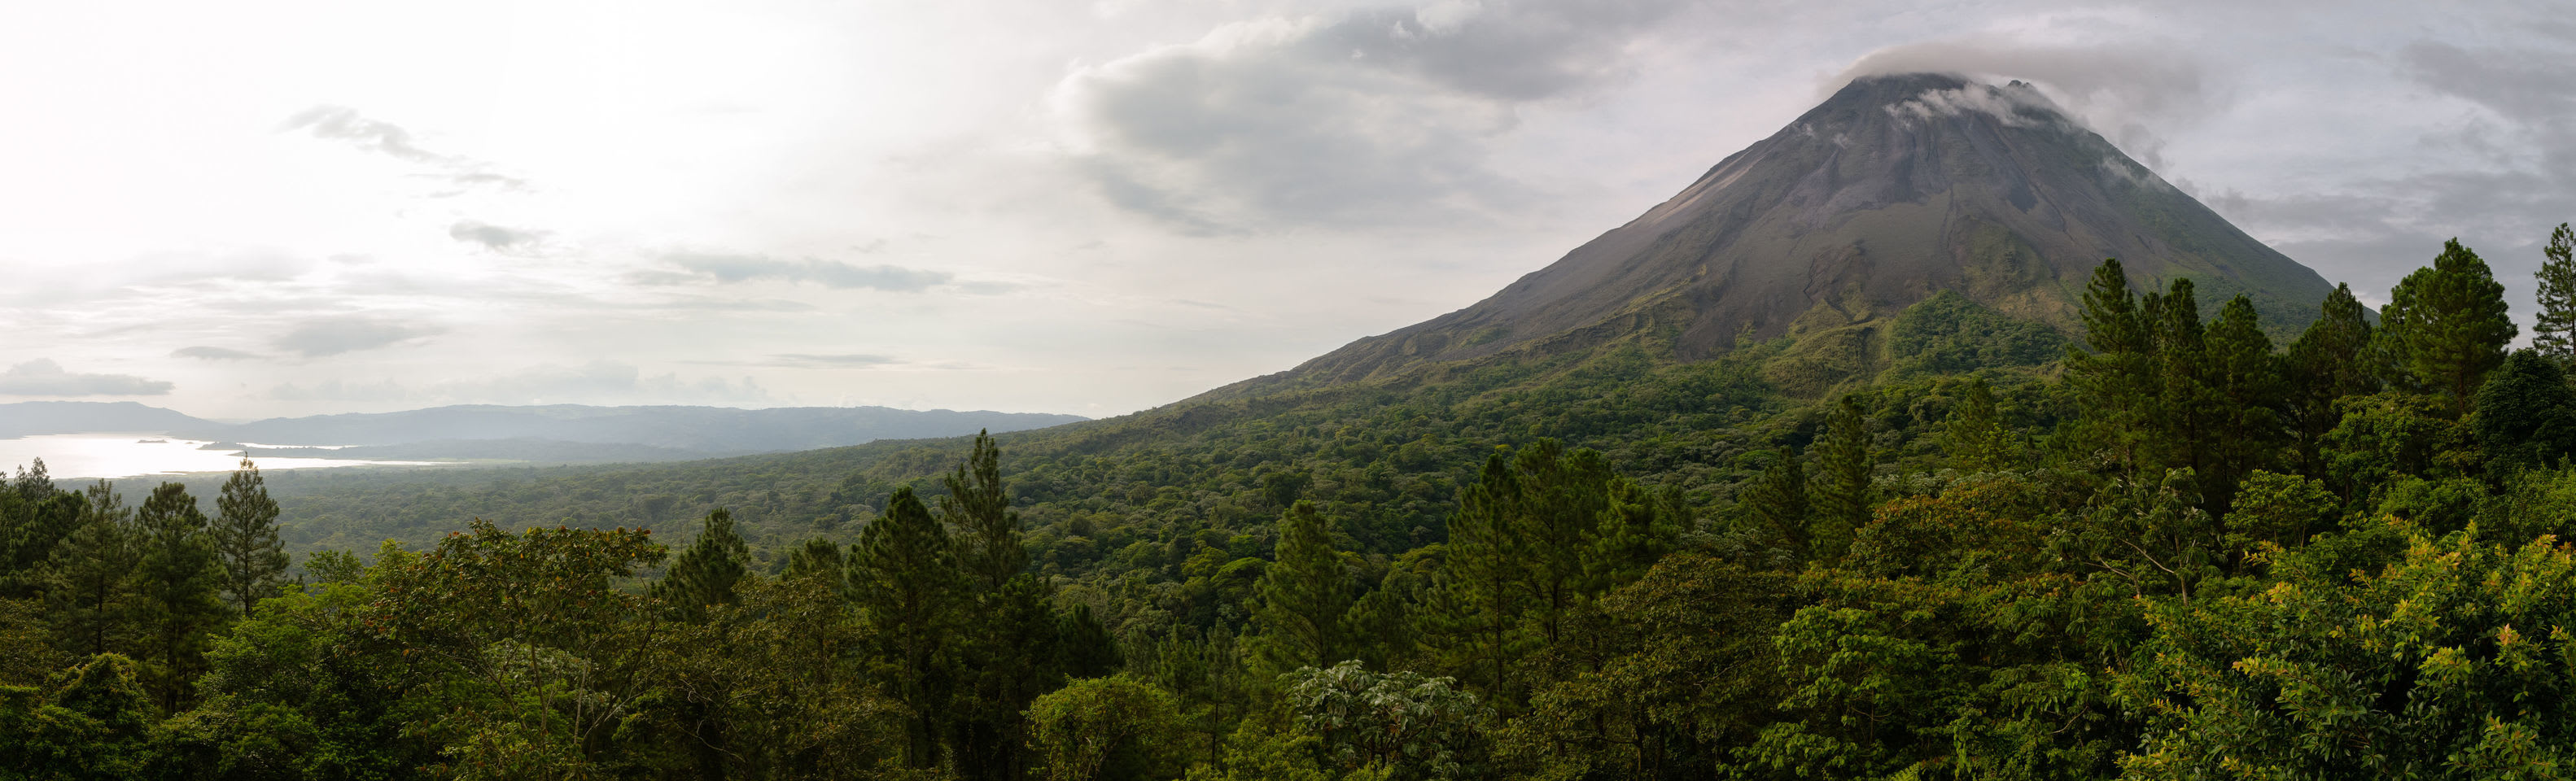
[846,486,959,768]
[0,459,82,600]
[1249,500,1355,676]
[2066,259,2159,465]
[1737,446,1812,561]
[1808,395,1874,561]
[2534,223,2576,364]
[651,508,749,622]
[941,430,1027,591]
[47,482,138,659]
[2471,350,2576,472]
[1026,675,1185,781]
[1940,378,2011,471]
[2288,283,2381,475]
[132,481,229,712]
[2383,238,2517,413]
[1284,661,1490,780]
[209,458,289,617]
[2200,295,2286,517]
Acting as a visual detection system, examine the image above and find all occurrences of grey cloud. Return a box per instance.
[0,360,173,396]
[448,220,550,253]
[279,105,441,162]
[171,346,262,361]
[2208,32,2576,308]
[1832,37,2213,167]
[659,252,953,291]
[768,353,903,367]
[273,316,444,358]
[279,106,525,192]
[1057,0,1691,229]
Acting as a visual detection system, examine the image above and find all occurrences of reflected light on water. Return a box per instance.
[0,434,442,479]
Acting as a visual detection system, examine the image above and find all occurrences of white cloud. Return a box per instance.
[0,360,173,396]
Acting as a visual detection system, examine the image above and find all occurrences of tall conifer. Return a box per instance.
[48,482,138,658]
[2384,238,2517,413]
[2534,223,2576,364]
[1808,395,1874,561]
[209,459,287,617]
[133,482,226,711]
[1249,500,1355,676]
[653,508,749,622]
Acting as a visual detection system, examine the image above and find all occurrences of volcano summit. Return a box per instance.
[1285,73,2338,387]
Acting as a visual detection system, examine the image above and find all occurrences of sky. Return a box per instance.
[0,0,2569,421]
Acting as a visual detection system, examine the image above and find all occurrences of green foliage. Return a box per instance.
[2384,238,2517,412]
[1807,396,1874,561]
[2473,350,2576,472]
[1248,500,1355,677]
[2126,525,2576,779]
[1026,675,1185,781]
[47,482,140,661]
[2534,222,2576,364]
[1283,660,1488,780]
[133,482,228,713]
[651,508,750,622]
[211,459,289,619]
[846,486,958,769]
[1886,290,2067,376]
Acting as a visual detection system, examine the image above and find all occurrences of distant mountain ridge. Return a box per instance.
[196,404,1088,454]
[1266,73,2338,390]
[0,401,221,438]
[0,401,1085,462]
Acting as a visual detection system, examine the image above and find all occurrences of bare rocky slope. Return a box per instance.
[1257,72,2336,391]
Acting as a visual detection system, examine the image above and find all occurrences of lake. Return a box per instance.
[0,434,443,480]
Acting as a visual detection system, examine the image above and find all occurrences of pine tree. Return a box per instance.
[1940,378,2011,471]
[1808,395,1874,561]
[132,481,227,712]
[2288,283,2381,475]
[2384,238,2517,414]
[208,458,288,617]
[847,486,959,768]
[48,481,138,658]
[1738,446,1812,561]
[940,430,1026,592]
[2202,295,2286,517]
[2534,223,2576,365]
[652,508,749,622]
[1,459,82,600]
[2066,259,2159,465]
[1249,500,1356,676]
[784,538,844,582]
[1419,452,1528,704]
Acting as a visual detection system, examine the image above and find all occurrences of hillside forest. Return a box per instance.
[7,227,2576,779]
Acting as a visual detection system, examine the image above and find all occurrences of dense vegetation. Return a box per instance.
[5,228,2576,779]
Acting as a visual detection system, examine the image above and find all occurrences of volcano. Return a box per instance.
[1282,72,2337,386]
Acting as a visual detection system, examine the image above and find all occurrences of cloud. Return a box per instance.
[272,316,444,358]
[767,353,903,368]
[269,360,775,406]
[654,252,954,291]
[2202,32,2576,302]
[447,220,550,253]
[279,105,526,192]
[171,346,262,361]
[1831,36,2215,167]
[1054,0,1692,230]
[0,360,173,396]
